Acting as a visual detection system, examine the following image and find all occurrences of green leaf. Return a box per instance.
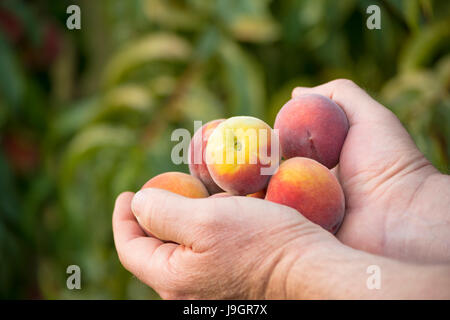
[93,85,155,123]
[218,39,265,118]
[103,32,192,86]
[175,81,225,124]
[399,20,450,71]
[51,97,102,141]
[60,125,136,185]
[216,0,280,43]
[143,0,205,30]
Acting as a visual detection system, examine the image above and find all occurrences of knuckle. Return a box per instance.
[333,78,357,88]
[113,192,134,213]
[117,191,134,201]
[291,87,301,97]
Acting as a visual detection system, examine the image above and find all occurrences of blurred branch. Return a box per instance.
[380,0,411,32]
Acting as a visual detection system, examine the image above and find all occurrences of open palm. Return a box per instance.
[293,79,450,263]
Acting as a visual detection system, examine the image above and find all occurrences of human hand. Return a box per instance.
[112,189,337,299]
[113,79,450,299]
[113,188,450,300]
[292,79,450,263]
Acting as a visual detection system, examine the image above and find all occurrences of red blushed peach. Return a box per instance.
[142,172,209,198]
[205,116,280,196]
[274,94,349,169]
[189,119,225,194]
[265,157,345,233]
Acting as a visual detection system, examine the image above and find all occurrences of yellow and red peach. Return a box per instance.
[189,119,225,194]
[265,157,345,233]
[142,172,209,198]
[274,94,349,169]
[205,116,280,195]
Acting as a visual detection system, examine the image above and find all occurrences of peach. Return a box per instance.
[265,157,345,233]
[142,172,209,198]
[209,192,232,198]
[189,119,225,194]
[205,116,280,195]
[274,94,349,169]
[247,189,266,199]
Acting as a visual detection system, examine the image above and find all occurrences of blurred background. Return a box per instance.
[0,0,449,299]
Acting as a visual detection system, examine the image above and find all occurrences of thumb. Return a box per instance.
[131,188,213,249]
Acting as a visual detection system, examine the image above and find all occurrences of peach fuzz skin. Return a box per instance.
[205,116,279,196]
[274,94,349,169]
[188,119,225,194]
[142,172,209,198]
[265,157,345,233]
[247,189,266,199]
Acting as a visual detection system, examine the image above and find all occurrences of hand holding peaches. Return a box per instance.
[140,97,348,233]
[113,79,450,299]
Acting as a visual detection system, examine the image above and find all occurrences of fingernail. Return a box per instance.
[131,189,146,218]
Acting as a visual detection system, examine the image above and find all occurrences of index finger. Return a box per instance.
[292,79,390,126]
[112,192,178,284]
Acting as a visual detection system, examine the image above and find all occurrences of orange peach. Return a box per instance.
[189,119,225,194]
[265,157,345,233]
[142,172,209,198]
[274,94,349,169]
[247,189,266,199]
[205,116,280,195]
